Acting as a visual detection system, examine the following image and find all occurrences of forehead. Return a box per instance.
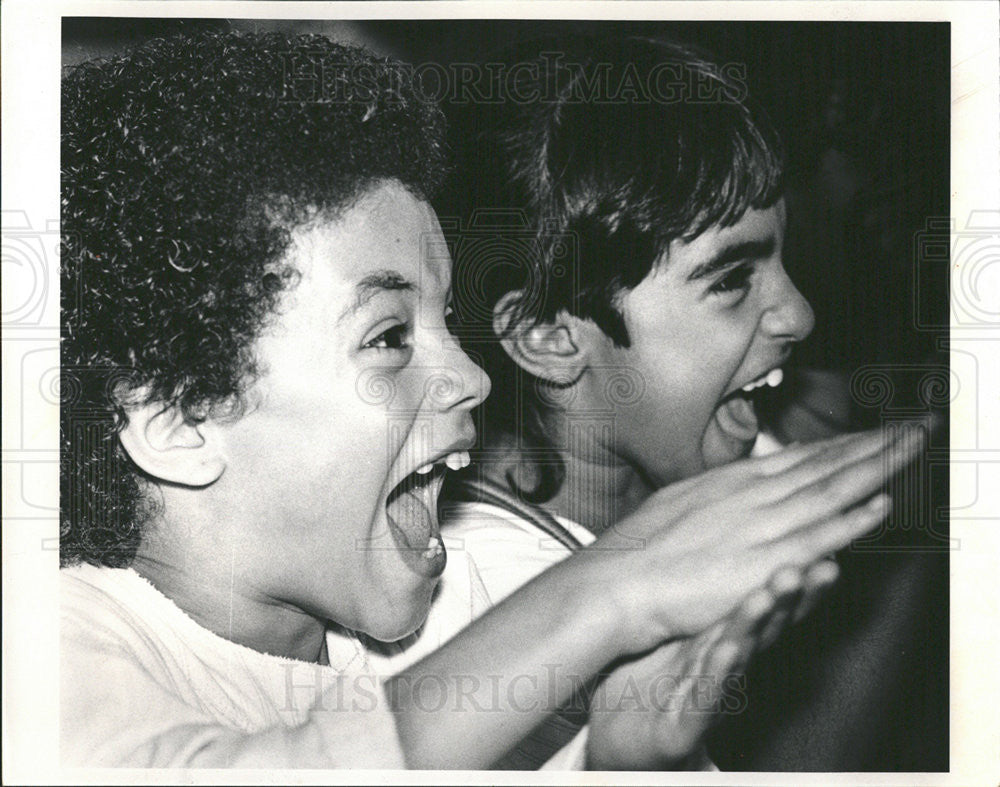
[285,181,449,301]
[664,200,787,272]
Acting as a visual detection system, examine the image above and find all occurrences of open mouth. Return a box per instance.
[384,450,470,578]
[714,368,785,446]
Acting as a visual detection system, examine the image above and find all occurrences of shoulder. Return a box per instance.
[61,563,151,647]
[61,562,221,683]
[443,500,572,559]
[60,563,192,697]
[441,500,576,604]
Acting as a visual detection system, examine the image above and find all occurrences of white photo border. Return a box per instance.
[3,2,997,784]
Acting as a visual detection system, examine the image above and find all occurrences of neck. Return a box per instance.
[485,414,654,537]
[131,498,328,664]
[546,448,652,536]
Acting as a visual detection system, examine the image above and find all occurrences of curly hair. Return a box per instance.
[61,30,447,568]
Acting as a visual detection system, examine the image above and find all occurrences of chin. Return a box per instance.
[700,425,757,472]
[365,616,425,644]
[360,591,435,644]
[701,445,751,473]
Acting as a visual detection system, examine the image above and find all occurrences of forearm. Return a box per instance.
[391,430,913,768]
[388,548,628,769]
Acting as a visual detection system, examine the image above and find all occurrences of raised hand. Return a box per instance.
[586,561,839,770]
[589,427,920,650]
[392,429,919,769]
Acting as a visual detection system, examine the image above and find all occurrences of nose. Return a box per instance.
[761,267,815,343]
[428,341,492,412]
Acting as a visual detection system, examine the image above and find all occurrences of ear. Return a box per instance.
[493,291,588,386]
[118,401,226,487]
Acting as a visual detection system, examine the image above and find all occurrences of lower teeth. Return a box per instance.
[422,535,443,560]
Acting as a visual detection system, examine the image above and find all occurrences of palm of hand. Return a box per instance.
[585,560,838,770]
[586,630,731,770]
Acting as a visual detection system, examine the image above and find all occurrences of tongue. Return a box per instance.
[715,395,760,443]
[385,488,433,551]
[385,486,446,579]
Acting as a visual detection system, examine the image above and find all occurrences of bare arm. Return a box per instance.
[390,427,922,768]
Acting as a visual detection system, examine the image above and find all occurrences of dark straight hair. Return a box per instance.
[445,34,785,502]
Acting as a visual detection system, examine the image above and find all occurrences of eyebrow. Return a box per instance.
[686,237,776,281]
[337,270,415,323]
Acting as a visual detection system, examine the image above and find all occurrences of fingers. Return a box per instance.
[642,624,725,682]
[656,429,895,529]
[751,429,876,476]
[773,426,920,532]
[718,586,779,645]
[720,565,805,656]
[704,560,835,671]
[621,558,837,764]
[689,568,802,685]
[758,426,923,514]
[792,559,840,624]
[759,428,890,491]
[702,635,745,682]
[776,493,891,565]
[716,428,910,536]
[640,618,747,702]
[749,560,840,646]
[755,567,805,650]
[751,425,920,540]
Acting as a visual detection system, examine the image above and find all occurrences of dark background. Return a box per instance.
[63,17,950,772]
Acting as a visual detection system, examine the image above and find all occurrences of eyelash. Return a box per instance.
[363,306,455,353]
[364,323,410,351]
[709,264,755,298]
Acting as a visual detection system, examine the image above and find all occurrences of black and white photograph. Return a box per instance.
[2,2,998,783]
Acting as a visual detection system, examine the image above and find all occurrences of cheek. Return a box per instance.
[613,379,704,461]
[622,347,741,448]
[271,398,394,513]
[371,362,425,406]
[682,328,756,400]
[632,347,729,419]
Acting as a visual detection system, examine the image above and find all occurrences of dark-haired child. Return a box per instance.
[335,35,876,769]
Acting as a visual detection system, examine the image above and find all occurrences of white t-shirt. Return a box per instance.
[60,563,405,768]
[325,500,592,769]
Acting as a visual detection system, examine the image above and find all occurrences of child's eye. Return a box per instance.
[709,264,754,299]
[363,323,410,351]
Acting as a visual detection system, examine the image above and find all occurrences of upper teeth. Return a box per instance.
[444,450,471,471]
[414,450,471,476]
[741,368,784,393]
